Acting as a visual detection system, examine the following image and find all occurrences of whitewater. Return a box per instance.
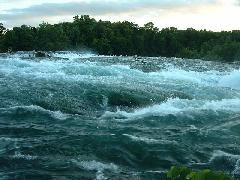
[0,52,240,179]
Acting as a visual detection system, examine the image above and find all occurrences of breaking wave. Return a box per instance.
[101,98,240,121]
[0,52,240,179]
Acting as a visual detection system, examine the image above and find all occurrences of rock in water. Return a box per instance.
[35,51,49,57]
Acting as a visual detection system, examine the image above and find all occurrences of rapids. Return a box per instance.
[0,52,240,179]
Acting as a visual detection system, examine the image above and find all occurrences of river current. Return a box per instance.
[0,52,240,179]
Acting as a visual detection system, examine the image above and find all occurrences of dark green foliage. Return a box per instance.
[0,23,6,52]
[36,22,69,51]
[167,166,233,180]
[0,23,5,35]
[1,16,240,61]
[167,166,192,180]
[2,25,37,51]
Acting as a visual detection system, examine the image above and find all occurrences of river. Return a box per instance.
[0,52,240,179]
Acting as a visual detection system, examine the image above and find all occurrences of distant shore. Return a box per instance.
[0,15,240,62]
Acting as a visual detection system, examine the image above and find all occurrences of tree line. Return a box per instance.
[0,15,240,61]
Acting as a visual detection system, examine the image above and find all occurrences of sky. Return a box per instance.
[0,0,240,31]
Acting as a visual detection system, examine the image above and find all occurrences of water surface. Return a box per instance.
[0,52,240,179]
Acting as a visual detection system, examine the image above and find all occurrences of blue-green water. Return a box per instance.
[0,52,240,179]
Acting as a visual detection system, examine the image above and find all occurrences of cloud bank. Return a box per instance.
[0,0,240,31]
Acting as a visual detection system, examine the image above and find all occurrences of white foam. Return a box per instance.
[76,160,118,172]
[73,160,118,180]
[0,137,23,142]
[210,150,240,162]
[219,70,240,90]
[0,51,100,60]
[3,51,33,59]
[123,134,178,145]
[52,51,99,60]
[123,134,159,144]
[0,54,239,93]
[149,68,222,85]
[0,105,69,120]
[0,57,138,82]
[210,150,240,176]
[101,98,240,120]
[233,159,240,177]
[1,53,240,115]
[12,152,37,160]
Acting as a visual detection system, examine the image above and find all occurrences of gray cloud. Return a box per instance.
[0,0,215,27]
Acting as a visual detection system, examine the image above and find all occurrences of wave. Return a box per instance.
[0,137,24,142]
[210,150,240,164]
[1,55,239,89]
[191,150,240,177]
[12,152,38,161]
[0,105,69,120]
[209,150,240,177]
[233,159,240,178]
[218,70,240,90]
[149,69,222,85]
[123,134,159,144]
[100,98,240,121]
[52,51,97,60]
[1,53,240,178]
[0,51,100,60]
[123,134,177,145]
[72,160,118,180]
[1,56,240,119]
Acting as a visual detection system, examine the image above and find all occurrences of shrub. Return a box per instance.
[167,166,233,180]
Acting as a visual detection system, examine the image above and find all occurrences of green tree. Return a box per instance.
[0,23,6,35]
[0,23,6,52]
[0,15,240,62]
[167,166,233,180]
[36,22,69,51]
[2,25,36,51]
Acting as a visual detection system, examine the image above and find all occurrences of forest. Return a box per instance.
[0,15,240,61]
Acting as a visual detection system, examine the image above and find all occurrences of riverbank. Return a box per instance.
[1,16,240,62]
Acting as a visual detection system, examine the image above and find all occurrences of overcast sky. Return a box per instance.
[0,0,240,31]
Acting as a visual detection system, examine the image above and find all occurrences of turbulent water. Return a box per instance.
[0,52,240,179]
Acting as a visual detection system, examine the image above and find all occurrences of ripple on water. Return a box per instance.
[0,53,240,178]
